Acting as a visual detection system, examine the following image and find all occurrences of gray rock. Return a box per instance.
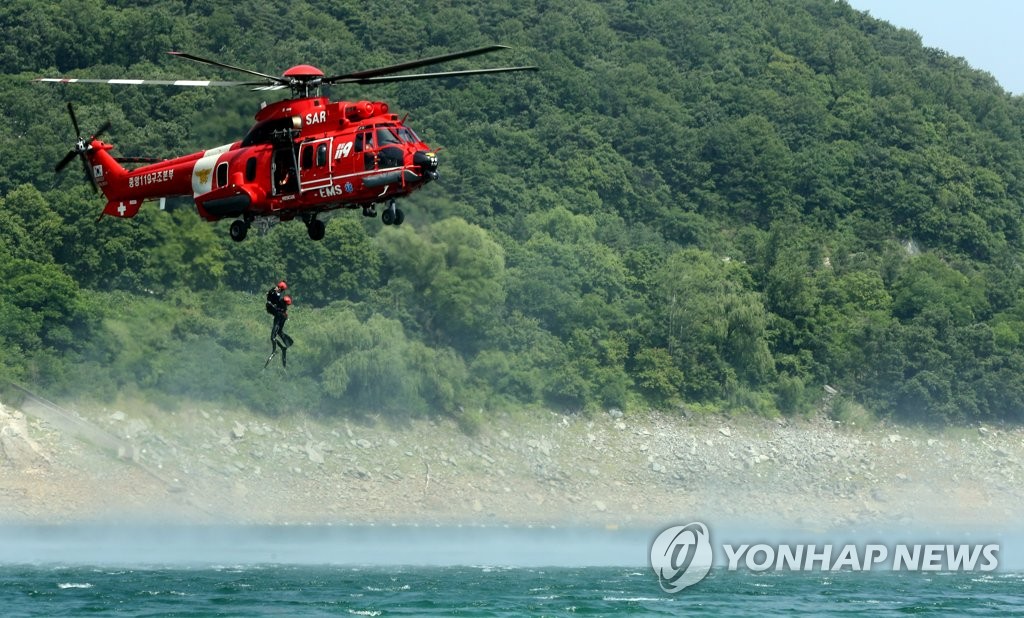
[0,411,47,466]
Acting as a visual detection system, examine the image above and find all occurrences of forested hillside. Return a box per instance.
[3,0,1024,424]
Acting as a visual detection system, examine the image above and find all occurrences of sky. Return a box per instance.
[845,0,1024,95]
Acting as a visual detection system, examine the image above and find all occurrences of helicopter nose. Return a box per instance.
[413,150,439,181]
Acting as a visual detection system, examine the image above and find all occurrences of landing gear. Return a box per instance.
[381,200,404,226]
[362,206,377,218]
[229,219,249,242]
[305,217,325,241]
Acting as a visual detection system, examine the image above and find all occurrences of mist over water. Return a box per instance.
[0,523,653,567]
[1,521,1020,570]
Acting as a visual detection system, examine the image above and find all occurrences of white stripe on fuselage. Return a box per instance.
[192,144,234,197]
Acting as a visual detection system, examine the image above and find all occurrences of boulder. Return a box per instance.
[0,407,47,467]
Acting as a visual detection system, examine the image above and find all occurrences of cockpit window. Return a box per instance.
[375,127,401,146]
[397,127,420,144]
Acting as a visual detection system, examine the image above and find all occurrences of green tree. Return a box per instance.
[648,248,775,399]
[377,218,505,352]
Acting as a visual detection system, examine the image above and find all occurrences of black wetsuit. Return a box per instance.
[266,288,290,367]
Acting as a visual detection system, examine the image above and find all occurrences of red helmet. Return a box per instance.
[278,281,288,290]
[284,296,292,305]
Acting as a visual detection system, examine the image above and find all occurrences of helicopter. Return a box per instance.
[37,46,536,241]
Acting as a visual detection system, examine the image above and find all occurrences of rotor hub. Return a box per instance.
[282,64,324,80]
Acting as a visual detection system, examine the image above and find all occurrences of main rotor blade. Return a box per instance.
[36,77,264,88]
[323,45,513,83]
[335,65,539,85]
[168,51,285,83]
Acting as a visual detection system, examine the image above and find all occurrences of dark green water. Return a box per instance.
[2,565,1022,617]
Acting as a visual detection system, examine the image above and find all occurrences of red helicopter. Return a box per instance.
[38,46,536,241]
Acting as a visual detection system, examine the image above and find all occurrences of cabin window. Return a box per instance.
[301,144,314,169]
[316,143,328,167]
[216,162,229,188]
[245,157,257,182]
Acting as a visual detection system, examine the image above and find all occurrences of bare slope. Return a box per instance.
[0,397,1020,530]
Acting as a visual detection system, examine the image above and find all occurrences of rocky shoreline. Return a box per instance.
[0,398,1021,532]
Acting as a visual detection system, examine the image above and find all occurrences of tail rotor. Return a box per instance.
[55,102,110,193]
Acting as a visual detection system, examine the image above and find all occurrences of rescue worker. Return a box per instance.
[265,281,293,368]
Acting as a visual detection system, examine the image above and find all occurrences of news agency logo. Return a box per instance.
[651,522,1001,594]
[649,522,714,593]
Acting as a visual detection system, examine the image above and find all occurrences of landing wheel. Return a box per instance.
[307,218,326,241]
[229,219,249,242]
[382,200,399,225]
[362,207,377,218]
[394,208,405,225]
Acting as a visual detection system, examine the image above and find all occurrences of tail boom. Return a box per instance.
[87,142,195,217]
